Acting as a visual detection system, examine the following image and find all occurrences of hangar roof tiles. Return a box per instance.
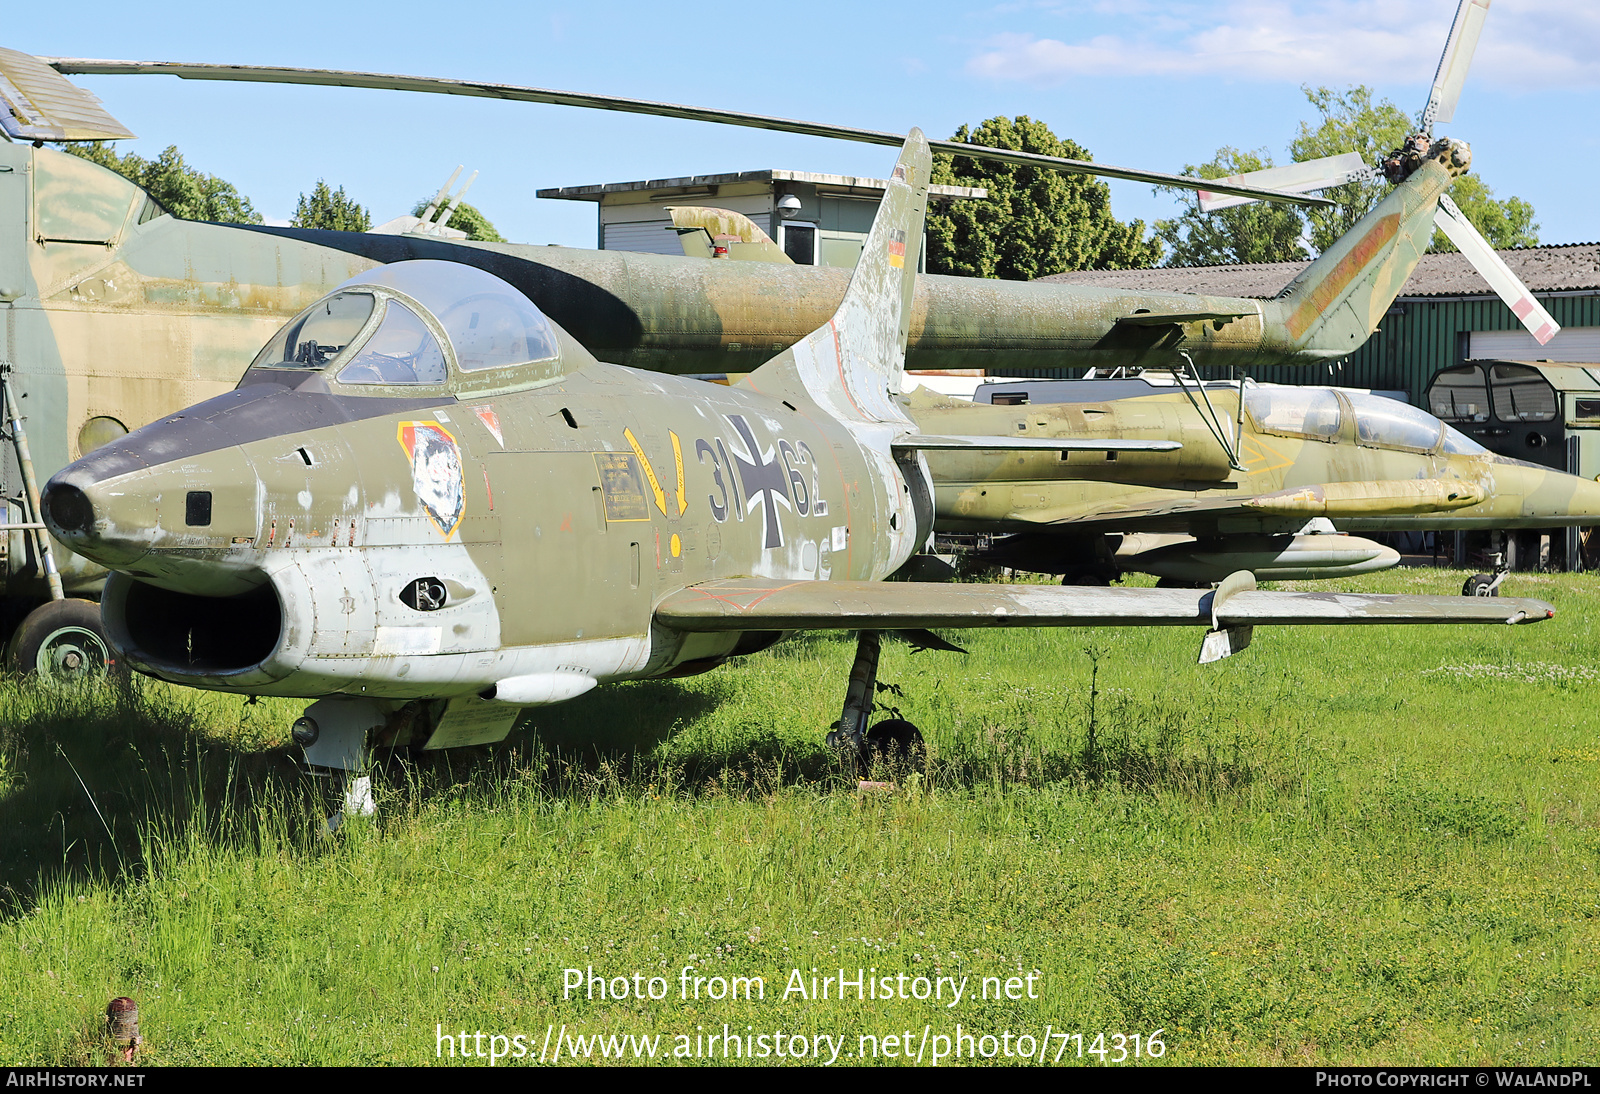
[1038,242,1600,300]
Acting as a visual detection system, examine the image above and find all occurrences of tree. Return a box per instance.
[927,116,1161,280]
[1154,147,1309,267]
[409,198,504,242]
[1291,85,1537,253]
[66,142,261,224]
[292,181,371,232]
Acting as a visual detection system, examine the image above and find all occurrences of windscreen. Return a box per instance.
[1489,363,1557,422]
[1427,365,1490,423]
[248,292,376,371]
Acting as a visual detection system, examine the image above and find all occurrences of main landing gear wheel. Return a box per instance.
[1463,574,1500,597]
[864,718,927,775]
[6,599,113,681]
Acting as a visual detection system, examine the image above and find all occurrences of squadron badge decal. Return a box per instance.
[397,421,466,537]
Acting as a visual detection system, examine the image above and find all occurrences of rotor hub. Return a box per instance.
[1382,136,1470,185]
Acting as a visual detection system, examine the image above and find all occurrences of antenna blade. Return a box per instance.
[1426,0,1491,131]
[1435,193,1558,345]
[46,57,1332,208]
[1196,153,1369,212]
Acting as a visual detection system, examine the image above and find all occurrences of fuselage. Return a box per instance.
[912,385,1600,537]
[43,266,914,698]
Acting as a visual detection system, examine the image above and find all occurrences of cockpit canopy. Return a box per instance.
[243,261,564,393]
[1243,384,1488,456]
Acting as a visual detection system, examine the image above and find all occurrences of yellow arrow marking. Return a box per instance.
[625,427,670,516]
[1241,434,1294,475]
[671,430,686,515]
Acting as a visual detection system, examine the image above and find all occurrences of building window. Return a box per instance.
[782,223,817,265]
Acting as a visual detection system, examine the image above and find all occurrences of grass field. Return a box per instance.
[2,567,1598,1066]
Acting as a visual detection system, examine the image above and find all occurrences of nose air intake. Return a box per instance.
[44,483,94,535]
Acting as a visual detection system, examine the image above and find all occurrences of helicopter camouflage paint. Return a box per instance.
[910,378,1600,583]
[38,134,1552,802]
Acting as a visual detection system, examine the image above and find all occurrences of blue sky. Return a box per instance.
[8,0,1597,254]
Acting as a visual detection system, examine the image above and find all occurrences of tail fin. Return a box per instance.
[746,130,931,425]
[1266,144,1468,352]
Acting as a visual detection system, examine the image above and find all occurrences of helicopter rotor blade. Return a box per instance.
[1434,193,1558,345]
[1422,0,1491,137]
[43,57,1332,208]
[1196,153,1374,213]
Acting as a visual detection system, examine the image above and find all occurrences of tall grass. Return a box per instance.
[2,567,1598,1064]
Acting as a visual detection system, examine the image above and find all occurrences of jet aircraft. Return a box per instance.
[41,133,1553,821]
[0,0,1561,671]
[907,378,1600,584]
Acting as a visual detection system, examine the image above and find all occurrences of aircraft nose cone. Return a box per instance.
[43,482,94,536]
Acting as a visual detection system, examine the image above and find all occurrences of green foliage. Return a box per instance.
[65,142,261,224]
[1434,173,1539,252]
[927,116,1161,280]
[1291,85,1538,253]
[1154,147,1309,267]
[409,198,505,242]
[292,181,371,233]
[1290,86,1413,253]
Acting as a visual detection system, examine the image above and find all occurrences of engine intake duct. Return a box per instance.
[102,573,282,674]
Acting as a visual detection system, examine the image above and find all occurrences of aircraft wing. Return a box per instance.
[655,578,1551,632]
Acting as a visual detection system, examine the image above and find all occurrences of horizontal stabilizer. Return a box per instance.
[892,434,1180,453]
[656,578,1552,632]
[0,46,134,140]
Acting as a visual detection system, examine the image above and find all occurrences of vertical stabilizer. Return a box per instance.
[747,131,931,425]
[1266,142,1470,353]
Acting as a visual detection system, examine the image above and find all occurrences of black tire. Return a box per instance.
[6,599,114,681]
[864,718,926,774]
[1462,574,1499,598]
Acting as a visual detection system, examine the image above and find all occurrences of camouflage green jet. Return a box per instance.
[0,18,1556,673]
[907,379,1600,584]
[38,133,1553,818]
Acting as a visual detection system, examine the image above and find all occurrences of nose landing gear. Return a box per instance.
[6,598,114,681]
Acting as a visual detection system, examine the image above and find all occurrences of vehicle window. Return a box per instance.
[1489,364,1557,422]
[1348,392,1444,451]
[1243,385,1342,439]
[1428,365,1490,423]
[249,292,376,371]
[336,301,446,385]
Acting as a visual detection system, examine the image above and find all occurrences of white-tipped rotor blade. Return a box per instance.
[1197,153,1371,213]
[1435,193,1558,345]
[1425,0,1491,134]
